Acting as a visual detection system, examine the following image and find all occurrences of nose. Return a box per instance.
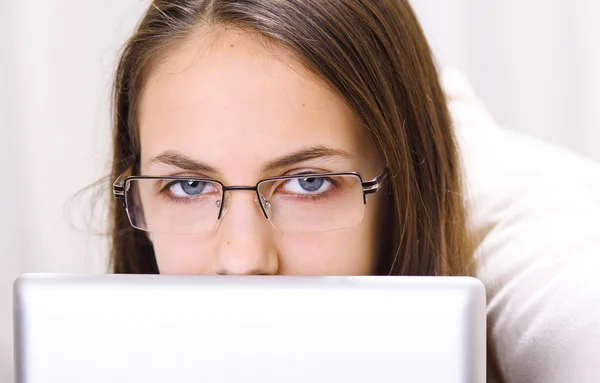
[212,191,279,275]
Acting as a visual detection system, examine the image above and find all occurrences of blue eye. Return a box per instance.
[297,177,325,192]
[282,177,331,195]
[169,180,211,197]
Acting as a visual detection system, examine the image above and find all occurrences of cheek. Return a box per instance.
[277,193,384,275]
[278,223,378,275]
[152,234,215,274]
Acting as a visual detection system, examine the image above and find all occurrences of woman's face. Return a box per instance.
[138,29,386,275]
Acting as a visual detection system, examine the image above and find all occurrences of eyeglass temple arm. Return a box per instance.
[113,167,133,199]
[362,168,389,195]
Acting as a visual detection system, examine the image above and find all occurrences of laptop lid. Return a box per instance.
[14,274,486,383]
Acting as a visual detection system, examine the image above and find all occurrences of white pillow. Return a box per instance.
[443,68,600,383]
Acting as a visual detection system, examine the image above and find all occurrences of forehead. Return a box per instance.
[138,29,378,180]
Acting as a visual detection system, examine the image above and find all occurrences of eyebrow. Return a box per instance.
[147,150,220,175]
[261,145,353,173]
[147,145,353,175]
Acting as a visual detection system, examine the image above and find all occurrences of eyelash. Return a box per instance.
[274,176,340,201]
[158,180,212,205]
[284,188,335,202]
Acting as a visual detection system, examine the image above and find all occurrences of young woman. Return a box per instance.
[105,2,600,382]
[109,0,475,278]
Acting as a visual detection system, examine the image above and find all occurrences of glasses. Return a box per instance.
[113,168,388,235]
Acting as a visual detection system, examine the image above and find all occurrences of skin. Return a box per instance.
[137,28,386,275]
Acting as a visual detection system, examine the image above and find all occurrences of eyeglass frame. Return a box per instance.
[113,167,389,231]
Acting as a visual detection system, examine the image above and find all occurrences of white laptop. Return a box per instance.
[13,274,486,383]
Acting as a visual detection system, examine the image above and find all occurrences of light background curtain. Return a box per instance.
[1,0,599,380]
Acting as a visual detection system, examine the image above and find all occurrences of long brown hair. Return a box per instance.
[109,0,475,276]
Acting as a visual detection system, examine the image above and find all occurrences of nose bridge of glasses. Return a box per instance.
[217,187,270,220]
